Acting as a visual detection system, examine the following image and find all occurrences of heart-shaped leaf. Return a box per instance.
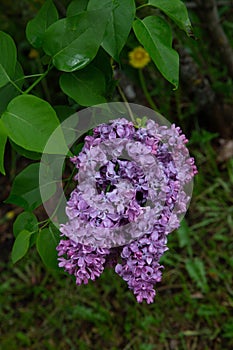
[37,226,60,269]
[2,95,68,154]
[88,0,136,61]
[5,162,57,211]
[26,0,59,48]
[13,212,38,238]
[148,0,192,35]
[12,230,33,264]
[43,8,111,72]
[133,16,179,89]
[60,65,106,106]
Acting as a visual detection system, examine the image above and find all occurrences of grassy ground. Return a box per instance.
[1,134,233,350]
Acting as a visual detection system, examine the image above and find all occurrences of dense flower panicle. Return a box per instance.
[57,239,109,285]
[57,117,197,303]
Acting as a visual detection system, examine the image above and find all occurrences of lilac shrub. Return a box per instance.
[57,118,197,303]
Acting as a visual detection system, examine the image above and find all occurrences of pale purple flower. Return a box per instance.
[57,117,197,303]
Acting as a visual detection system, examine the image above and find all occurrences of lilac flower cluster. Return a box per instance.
[57,118,197,303]
[57,240,109,285]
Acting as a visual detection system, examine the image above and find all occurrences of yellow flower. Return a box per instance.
[6,211,15,220]
[128,46,151,69]
[28,48,39,59]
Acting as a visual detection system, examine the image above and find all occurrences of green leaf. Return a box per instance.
[26,0,59,48]
[12,229,33,263]
[92,48,113,81]
[36,226,60,269]
[92,48,115,98]
[5,162,57,211]
[43,8,111,72]
[0,119,8,175]
[60,65,106,106]
[88,0,136,61]
[67,0,89,16]
[185,258,209,293]
[133,16,179,88]
[1,95,68,154]
[54,105,76,123]
[0,61,24,115]
[0,31,17,88]
[13,212,38,238]
[53,106,78,146]
[148,0,192,35]
[10,141,42,160]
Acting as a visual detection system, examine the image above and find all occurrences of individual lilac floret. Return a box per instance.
[57,117,197,303]
[57,239,109,285]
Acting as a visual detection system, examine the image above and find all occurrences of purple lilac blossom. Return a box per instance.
[56,118,197,303]
[57,239,109,285]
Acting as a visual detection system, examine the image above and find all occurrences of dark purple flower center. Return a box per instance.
[95,158,148,207]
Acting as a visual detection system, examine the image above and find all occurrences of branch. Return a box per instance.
[179,48,215,108]
[179,48,233,138]
[194,0,233,78]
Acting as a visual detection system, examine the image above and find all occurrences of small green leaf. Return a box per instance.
[0,119,8,175]
[67,0,89,16]
[0,61,24,115]
[13,212,38,238]
[5,163,57,211]
[185,258,209,293]
[12,229,33,263]
[36,226,60,269]
[133,16,179,88]
[148,0,192,35]
[43,8,111,72]
[1,95,68,154]
[88,0,136,61]
[60,65,106,106]
[0,31,17,88]
[26,0,59,48]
